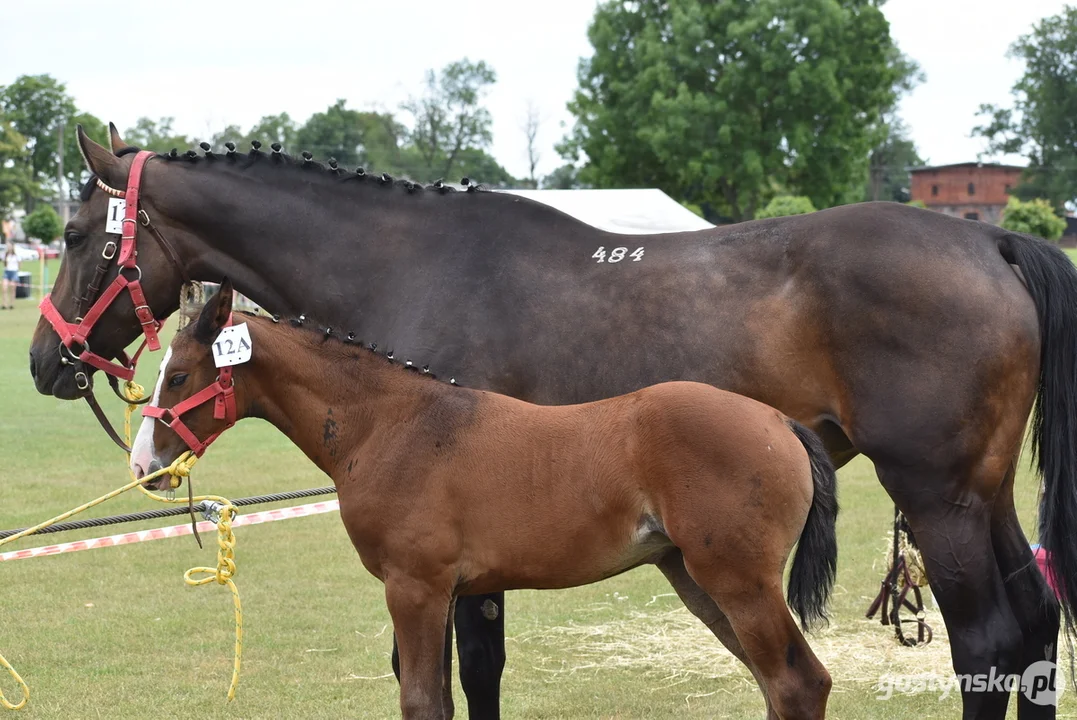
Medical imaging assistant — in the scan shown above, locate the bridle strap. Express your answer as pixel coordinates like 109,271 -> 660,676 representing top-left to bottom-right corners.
83,392 -> 133,453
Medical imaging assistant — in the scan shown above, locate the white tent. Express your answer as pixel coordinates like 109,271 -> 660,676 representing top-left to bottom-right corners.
498,188 -> 715,235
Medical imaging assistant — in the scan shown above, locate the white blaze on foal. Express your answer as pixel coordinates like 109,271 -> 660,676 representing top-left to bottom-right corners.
130,346 -> 172,479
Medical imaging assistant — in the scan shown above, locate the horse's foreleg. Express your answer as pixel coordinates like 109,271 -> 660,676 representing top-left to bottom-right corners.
454,592 -> 506,720
655,550 -> 777,718
385,576 -> 454,720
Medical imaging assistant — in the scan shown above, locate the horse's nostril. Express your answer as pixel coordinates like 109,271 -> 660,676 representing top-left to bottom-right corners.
133,463 -> 146,480
29,352 -> 37,381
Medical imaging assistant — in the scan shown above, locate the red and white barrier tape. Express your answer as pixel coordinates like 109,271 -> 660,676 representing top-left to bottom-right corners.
0,499 -> 339,562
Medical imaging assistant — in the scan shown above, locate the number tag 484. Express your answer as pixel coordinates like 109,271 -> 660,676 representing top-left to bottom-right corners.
593,246 -> 644,263
213,323 -> 253,368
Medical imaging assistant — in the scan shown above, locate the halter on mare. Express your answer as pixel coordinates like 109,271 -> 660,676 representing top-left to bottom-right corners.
38,150 -> 191,452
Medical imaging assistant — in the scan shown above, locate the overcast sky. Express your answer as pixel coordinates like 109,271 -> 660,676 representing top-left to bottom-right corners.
1,0 -> 1069,180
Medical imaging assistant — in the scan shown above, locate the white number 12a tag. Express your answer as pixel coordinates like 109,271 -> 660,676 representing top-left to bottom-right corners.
212,323 -> 253,368
105,198 -> 126,235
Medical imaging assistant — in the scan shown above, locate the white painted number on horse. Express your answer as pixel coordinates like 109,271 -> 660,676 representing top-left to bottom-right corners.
593,246 -> 644,263
105,198 -> 126,235
212,323 -> 253,368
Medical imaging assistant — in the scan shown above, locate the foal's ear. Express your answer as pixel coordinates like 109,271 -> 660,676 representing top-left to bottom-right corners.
108,122 -> 132,155
194,279 -> 235,344
77,125 -> 125,187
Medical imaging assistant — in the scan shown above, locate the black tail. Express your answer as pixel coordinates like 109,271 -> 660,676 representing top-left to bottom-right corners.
1000,232 -> 1077,639
786,420 -> 839,631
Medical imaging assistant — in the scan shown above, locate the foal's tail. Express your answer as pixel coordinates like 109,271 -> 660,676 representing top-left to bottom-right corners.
786,420 -> 839,631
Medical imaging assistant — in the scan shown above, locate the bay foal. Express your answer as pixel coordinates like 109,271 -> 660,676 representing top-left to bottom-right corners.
132,282 -> 839,719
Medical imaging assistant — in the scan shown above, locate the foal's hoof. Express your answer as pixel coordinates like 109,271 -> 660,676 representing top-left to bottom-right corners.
481,599 -> 499,621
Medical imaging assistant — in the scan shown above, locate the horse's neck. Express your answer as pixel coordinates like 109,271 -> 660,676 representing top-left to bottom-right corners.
166,170 -> 422,326
245,322 -> 445,476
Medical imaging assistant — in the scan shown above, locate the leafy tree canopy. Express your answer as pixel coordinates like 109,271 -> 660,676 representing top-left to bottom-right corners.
560,0 -> 917,221
974,6 -> 1077,210
123,116 -> 191,154
401,59 -> 497,180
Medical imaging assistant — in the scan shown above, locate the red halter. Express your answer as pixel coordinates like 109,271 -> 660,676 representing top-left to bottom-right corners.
39,150 -> 164,387
142,314 -> 238,457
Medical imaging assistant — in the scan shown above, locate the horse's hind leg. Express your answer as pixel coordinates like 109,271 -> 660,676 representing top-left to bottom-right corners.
681,554 -> 831,720
991,472 -> 1061,718
656,550 -> 776,718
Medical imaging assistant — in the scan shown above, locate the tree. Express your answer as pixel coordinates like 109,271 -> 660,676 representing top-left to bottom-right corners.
521,101 -> 543,188
0,74 -> 77,209
22,203 -> 62,242
123,117 -> 191,154
999,196 -> 1066,241
0,118 -> 32,212
294,100 -> 404,170
974,7 -> 1077,211
865,118 -> 924,203
754,195 -> 817,219
451,148 -> 516,187
541,163 -> 587,189
247,113 -> 299,149
62,112 -> 107,199
401,59 -> 497,180
560,0 -> 917,221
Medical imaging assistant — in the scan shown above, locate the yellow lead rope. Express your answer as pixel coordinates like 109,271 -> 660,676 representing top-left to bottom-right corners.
1,379 -> 245,709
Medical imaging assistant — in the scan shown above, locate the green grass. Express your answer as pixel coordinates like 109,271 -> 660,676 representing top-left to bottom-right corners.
1,295 -> 1074,719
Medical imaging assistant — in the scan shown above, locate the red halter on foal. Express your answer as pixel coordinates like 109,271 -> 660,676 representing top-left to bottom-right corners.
143,314 -> 238,457
39,150 -> 164,388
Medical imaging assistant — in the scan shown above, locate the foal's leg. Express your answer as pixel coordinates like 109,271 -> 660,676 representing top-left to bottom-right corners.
442,599 -> 456,719
655,550 -> 776,718
454,592 -> 506,720
385,576 -> 454,720
991,471 -> 1061,719
681,552 -> 831,720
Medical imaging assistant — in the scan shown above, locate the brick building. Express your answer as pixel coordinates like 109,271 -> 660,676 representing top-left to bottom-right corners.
909,162 -> 1024,224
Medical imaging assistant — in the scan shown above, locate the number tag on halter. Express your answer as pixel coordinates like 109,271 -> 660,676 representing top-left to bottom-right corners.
212,323 -> 253,368
105,198 -> 126,235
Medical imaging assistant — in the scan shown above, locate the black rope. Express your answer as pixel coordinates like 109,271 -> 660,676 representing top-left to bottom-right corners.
0,486 -> 337,541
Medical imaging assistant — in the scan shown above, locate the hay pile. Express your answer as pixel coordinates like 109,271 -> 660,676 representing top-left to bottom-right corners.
513,591 -> 1073,699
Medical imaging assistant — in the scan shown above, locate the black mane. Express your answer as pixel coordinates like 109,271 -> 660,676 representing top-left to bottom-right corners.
154,140 -> 490,197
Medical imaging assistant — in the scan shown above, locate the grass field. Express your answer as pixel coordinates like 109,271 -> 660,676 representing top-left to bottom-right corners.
1,276 -> 1075,719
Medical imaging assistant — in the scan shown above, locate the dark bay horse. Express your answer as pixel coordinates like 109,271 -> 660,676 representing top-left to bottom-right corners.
27,126 -> 1077,718
132,282 -> 839,719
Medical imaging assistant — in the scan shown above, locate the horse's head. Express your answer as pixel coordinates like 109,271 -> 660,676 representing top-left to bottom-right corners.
131,279 -> 242,490
28,124 -> 188,399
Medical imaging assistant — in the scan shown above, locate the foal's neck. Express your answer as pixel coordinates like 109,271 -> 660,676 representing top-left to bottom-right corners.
243,318 -> 454,478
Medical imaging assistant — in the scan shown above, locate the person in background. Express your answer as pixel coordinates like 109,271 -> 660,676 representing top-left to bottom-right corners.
2,240 -> 18,309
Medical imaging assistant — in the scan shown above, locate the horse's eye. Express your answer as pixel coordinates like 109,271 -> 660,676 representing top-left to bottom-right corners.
168,374 -> 188,388
64,231 -> 84,249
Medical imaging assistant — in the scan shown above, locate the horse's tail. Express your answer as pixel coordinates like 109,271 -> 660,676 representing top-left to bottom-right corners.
999,232 -> 1077,635
785,420 -> 839,631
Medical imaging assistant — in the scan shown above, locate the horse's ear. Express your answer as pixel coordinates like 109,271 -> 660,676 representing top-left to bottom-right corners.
194,279 -> 235,344
108,122 -> 131,155
77,124 -> 123,186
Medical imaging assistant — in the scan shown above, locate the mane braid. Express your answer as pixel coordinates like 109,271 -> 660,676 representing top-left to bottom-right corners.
262,314 -> 454,386
168,139 -> 475,197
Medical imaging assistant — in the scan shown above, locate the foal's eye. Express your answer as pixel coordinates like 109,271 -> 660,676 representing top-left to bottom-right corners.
168,374 -> 188,388
64,231 -> 84,249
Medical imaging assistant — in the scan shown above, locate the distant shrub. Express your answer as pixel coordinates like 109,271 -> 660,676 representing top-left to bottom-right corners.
905,199 -> 927,209
22,204 -> 62,242
754,195 -> 816,220
1000,197 -> 1066,242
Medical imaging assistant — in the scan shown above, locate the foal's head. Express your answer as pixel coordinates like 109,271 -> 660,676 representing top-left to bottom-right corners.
131,278 -> 250,489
